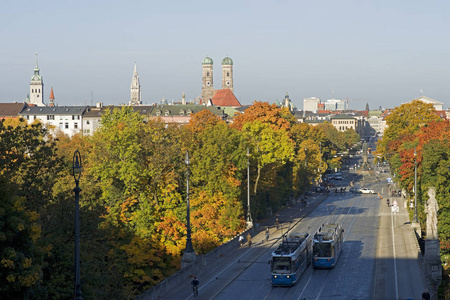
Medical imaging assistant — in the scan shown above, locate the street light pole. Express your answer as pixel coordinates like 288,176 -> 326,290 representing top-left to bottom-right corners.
181,151 -> 196,267
72,150 -> 83,300
246,147 -> 253,229
413,148 -> 419,223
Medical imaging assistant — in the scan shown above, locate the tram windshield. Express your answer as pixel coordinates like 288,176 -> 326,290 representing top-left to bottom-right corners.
313,243 -> 333,257
272,257 -> 291,273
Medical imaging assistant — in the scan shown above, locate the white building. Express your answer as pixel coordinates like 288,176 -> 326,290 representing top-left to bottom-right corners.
303,97 -> 320,112
324,99 -> 345,111
19,106 -> 88,137
411,96 -> 444,111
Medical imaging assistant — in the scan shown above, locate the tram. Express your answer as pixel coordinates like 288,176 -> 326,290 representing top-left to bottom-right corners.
312,223 -> 344,268
269,232 -> 312,286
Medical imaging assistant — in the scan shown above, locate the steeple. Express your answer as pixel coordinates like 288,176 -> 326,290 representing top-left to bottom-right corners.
130,62 -> 142,105
49,87 -> 55,107
34,53 -> 40,75
29,53 -> 45,106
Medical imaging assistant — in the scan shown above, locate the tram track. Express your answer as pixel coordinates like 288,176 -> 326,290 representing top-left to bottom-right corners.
210,194 -> 329,299
295,192 -> 362,300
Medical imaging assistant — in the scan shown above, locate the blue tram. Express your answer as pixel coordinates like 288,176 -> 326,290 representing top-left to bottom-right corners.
269,232 -> 312,286
312,223 -> 344,268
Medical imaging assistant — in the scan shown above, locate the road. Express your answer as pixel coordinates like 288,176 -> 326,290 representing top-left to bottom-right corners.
159,165 -> 425,300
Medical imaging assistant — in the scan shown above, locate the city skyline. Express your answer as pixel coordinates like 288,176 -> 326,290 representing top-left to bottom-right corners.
1,0 -> 449,110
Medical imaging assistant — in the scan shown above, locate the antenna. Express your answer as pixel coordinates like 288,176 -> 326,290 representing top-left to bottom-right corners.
90,92 -> 94,106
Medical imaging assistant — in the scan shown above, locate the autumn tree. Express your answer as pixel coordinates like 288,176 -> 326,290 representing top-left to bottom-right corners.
231,101 -> 295,131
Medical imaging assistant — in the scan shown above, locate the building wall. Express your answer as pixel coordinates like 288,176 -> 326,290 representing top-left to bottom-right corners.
303,97 -> 320,112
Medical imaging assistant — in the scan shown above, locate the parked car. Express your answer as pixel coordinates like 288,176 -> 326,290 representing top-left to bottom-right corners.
359,188 -> 375,194
349,187 -> 360,193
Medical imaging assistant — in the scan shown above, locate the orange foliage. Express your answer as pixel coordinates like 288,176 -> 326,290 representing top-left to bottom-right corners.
231,101 -> 294,131
187,109 -> 225,134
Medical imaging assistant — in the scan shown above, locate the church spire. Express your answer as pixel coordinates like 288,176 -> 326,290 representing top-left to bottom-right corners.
49,87 -> 55,107
130,62 -> 141,105
34,53 -> 40,75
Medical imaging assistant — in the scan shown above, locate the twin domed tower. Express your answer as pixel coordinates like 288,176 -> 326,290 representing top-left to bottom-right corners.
201,56 -> 234,104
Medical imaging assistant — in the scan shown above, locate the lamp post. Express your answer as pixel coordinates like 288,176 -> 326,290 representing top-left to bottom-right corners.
72,150 -> 83,300
413,148 -> 419,223
246,147 -> 253,229
181,151 -> 196,267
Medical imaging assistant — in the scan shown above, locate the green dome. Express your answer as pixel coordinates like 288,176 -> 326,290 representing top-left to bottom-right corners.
202,57 -> 213,65
222,57 -> 233,65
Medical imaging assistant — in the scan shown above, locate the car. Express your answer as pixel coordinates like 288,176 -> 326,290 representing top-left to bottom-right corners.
359,188 -> 375,194
349,187 -> 360,193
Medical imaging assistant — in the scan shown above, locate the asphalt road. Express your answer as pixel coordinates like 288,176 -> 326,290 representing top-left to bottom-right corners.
160,165 -> 425,300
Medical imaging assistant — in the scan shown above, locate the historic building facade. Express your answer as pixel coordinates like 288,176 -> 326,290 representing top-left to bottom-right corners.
130,63 -> 142,105
201,56 -> 234,104
28,54 -> 45,106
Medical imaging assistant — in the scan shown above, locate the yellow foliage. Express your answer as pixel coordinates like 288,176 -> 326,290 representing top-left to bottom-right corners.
23,257 -> 32,269
6,274 -> 16,283
1,258 -> 15,269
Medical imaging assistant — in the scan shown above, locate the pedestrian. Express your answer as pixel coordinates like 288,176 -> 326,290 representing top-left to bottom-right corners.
265,227 -> 270,242
239,235 -> 244,246
191,275 -> 199,297
421,289 -> 430,300
247,233 -> 252,247
275,218 -> 279,230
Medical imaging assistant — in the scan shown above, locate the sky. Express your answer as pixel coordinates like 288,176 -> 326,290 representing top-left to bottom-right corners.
1,0 -> 449,110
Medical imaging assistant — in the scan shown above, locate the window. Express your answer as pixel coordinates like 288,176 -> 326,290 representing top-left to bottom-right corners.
47,115 -> 55,120
59,123 -> 63,130
26,115 -> 29,120
74,123 -> 78,129
86,120 -> 90,125
33,115 -> 36,119
39,89 -> 40,93
65,122 -> 69,129
207,72 -> 210,76
227,72 -> 230,77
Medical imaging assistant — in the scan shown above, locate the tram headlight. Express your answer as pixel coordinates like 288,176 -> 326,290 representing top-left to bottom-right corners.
286,276 -> 290,278
273,275 -> 277,278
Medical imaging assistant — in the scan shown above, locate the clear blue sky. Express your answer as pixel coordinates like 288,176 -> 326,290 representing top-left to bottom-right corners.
1,0 -> 449,110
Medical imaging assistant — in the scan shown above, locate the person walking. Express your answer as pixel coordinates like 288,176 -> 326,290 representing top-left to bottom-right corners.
239,235 -> 244,246
191,275 -> 199,297
265,227 -> 270,243
421,289 -> 430,300
275,218 -> 280,230
247,233 -> 252,247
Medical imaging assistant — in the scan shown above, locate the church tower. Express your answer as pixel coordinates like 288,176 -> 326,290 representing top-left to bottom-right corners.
29,53 -> 45,106
201,57 -> 214,104
130,62 -> 141,105
221,56 -> 233,92
49,87 -> 55,107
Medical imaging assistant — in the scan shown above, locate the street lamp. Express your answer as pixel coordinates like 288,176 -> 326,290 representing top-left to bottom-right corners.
72,150 -> 83,300
181,151 -> 196,267
246,147 -> 253,229
413,148 -> 419,223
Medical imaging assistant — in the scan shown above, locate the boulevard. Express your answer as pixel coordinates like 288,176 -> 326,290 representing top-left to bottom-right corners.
159,158 -> 426,300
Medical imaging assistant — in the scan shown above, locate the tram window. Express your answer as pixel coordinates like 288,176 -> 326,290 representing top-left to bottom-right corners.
313,243 -> 332,257
272,257 -> 291,272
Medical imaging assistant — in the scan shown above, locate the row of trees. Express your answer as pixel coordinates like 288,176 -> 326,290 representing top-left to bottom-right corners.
0,102 -> 359,299
377,100 -> 450,252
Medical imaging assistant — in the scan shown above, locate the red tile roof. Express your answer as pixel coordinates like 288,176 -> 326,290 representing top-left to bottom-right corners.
211,89 -> 241,107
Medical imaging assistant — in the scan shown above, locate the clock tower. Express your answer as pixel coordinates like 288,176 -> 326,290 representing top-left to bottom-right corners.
29,53 -> 45,106
130,62 -> 142,105
201,56 -> 214,104
221,56 -> 233,93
